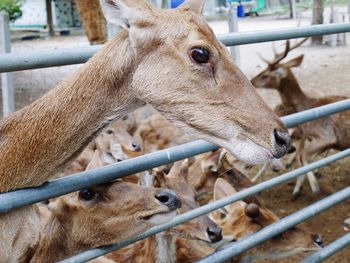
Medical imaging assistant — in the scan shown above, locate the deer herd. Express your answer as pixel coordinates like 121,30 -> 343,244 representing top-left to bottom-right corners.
0,0 -> 348,262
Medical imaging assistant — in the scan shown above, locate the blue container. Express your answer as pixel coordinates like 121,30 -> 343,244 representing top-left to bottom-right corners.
237,4 -> 245,17
171,0 -> 185,8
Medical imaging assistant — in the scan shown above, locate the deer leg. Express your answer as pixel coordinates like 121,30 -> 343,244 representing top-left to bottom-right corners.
286,139 -> 303,168
293,137 -> 335,196
292,139 -> 307,197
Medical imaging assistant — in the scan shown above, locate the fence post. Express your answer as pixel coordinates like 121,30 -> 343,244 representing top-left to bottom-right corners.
227,3 -> 240,66
0,11 -> 15,117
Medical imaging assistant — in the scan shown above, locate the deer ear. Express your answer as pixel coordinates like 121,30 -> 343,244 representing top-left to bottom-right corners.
100,0 -> 155,29
213,178 -> 247,215
285,54 -> 304,68
213,178 -> 237,201
153,168 -> 167,187
86,150 -> 104,170
178,0 -> 205,14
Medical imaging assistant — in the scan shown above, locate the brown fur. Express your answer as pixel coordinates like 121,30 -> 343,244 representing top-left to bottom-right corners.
0,1 -> 288,260
107,160 -> 220,262
211,179 -> 321,262
76,0 -> 107,44
252,51 -> 350,196
134,112 -> 190,153
30,152 -> 180,263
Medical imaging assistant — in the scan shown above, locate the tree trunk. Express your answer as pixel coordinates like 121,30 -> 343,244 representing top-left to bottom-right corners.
311,0 -> 324,45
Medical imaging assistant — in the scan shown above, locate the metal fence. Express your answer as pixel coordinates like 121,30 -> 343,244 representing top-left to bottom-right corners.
0,22 -> 350,263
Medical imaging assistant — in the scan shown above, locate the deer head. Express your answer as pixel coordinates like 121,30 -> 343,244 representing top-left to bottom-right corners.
251,39 -> 307,90
211,178 -> 323,261
154,160 -> 222,244
47,150 -> 182,247
100,0 -> 291,164
96,124 -> 142,162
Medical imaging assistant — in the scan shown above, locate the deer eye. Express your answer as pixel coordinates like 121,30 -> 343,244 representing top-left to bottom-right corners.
190,47 -> 210,64
79,189 -> 96,201
106,129 -> 113,135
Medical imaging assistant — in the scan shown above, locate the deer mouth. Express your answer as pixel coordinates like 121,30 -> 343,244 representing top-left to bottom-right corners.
223,133 -> 273,165
145,210 -> 176,225
141,210 -> 177,225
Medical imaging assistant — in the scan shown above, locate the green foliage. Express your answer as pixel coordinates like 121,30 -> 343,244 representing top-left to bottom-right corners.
0,0 -> 23,22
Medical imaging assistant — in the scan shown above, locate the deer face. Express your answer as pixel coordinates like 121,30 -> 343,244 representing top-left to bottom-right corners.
211,179 -> 322,260
48,150 -> 181,247
100,0 -> 290,165
154,160 -> 222,244
49,181 -> 181,247
251,40 -> 305,90
251,65 -> 288,90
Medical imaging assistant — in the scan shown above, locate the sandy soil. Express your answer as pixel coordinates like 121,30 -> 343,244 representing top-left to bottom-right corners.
0,13 -> 349,262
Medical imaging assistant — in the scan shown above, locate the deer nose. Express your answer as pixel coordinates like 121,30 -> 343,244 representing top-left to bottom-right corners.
131,142 -> 141,151
207,227 -> 222,243
273,129 -> 291,158
155,190 -> 182,210
312,234 -> 324,247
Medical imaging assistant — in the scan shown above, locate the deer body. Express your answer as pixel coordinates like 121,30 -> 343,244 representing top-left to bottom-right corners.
252,44 -> 350,195
76,0 -> 107,45
211,178 -> 322,262
1,1 -> 290,261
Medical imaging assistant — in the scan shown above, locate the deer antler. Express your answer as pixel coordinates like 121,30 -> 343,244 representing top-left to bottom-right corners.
270,38 -> 308,66
258,38 -> 308,67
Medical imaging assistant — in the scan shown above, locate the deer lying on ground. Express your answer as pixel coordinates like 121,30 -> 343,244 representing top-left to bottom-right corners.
0,0 -> 291,261
251,39 -> 350,196
133,112 -> 190,153
107,160 -> 222,262
62,118 -> 142,180
31,150 -> 181,263
211,178 -> 323,262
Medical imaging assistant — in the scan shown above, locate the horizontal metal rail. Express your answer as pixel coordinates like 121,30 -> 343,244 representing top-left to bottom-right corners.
59,149 -> 350,263
197,186 -> 350,263
301,232 -> 350,263
0,99 -> 349,214
0,23 -> 349,72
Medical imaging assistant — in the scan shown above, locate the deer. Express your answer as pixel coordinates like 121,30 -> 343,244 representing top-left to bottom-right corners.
251,39 -> 350,197
62,118 -> 142,179
76,0 -> 108,45
30,150 -> 181,263
107,159 -> 223,262
211,178 -> 323,262
0,0 -> 291,261
133,112 -> 191,153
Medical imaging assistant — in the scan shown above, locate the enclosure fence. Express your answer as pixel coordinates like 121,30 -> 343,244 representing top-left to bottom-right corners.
0,23 -> 350,263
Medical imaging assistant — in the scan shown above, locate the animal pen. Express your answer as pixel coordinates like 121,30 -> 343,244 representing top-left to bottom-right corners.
0,23 -> 350,263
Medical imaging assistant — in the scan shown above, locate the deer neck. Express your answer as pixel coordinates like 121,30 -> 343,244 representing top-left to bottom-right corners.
29,216 -> 89,263
278,72 -> 310,112
155,232 -> 176,263
0,31 -> 144,192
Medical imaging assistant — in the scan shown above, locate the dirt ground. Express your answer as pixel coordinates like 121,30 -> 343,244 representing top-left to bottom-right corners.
1,12 -> 349,262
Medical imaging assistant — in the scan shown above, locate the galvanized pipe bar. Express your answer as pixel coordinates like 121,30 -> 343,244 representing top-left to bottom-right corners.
0,23 -> 349,72
0,46 -> 100,73
219,22 -> 350,46
282,98 -> 350,127
197,187 -> 350,263
0,99 -> 350,213
59,149 -> 350,263
301,232 -> 350,263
